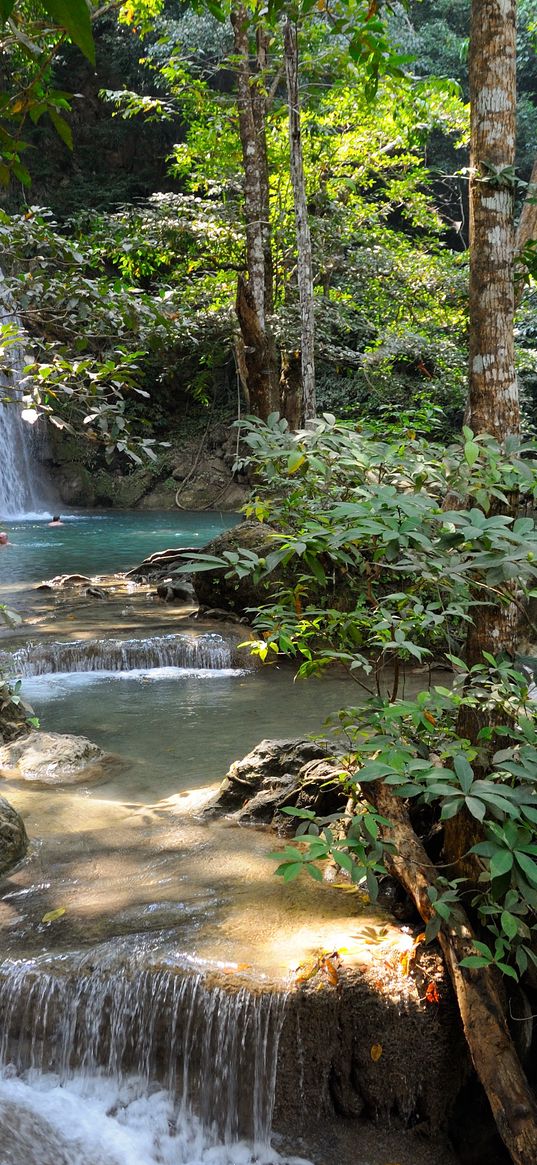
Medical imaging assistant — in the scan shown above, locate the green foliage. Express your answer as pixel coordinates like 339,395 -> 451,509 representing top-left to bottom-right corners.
0,0 -> 98,185
188,415 -> 537,980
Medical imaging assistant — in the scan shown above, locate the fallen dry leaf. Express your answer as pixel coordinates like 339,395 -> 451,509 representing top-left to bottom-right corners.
425,981 -> 440,1004
370,1043 -> 383,1062
41,907 -> 66,924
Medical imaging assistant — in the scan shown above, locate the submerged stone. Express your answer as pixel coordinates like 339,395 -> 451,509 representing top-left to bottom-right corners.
0,731 -> 116,787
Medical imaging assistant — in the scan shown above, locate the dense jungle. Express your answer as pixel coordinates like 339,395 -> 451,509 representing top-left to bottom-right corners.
0,2 -> 536,1165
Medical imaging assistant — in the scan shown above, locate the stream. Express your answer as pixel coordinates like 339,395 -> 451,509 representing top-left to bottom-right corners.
0,511 -> 458,1165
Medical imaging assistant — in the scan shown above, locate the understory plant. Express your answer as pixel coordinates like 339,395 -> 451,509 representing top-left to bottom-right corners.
184,413 -> 537,980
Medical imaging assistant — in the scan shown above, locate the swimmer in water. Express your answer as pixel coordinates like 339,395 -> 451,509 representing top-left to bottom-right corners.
48,515 -> 64,527
0,532 -> 10,545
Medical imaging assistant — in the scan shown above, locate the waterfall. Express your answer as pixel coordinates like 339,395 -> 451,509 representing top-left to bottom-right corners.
0,293 -> 48,519
1,633 -> 248,678
0,947 -> 287,1150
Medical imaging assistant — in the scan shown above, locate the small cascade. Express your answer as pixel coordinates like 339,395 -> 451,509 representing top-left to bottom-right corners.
0,298 -> 48,519
0,948 -> 286,1149
2,633 -> 247,678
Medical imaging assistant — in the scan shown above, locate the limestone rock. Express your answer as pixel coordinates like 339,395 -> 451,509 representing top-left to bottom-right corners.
191,521 -> 282,615
0,731 -> 116,787
156,579 -> 196,604
205,737 -> 345,824
0,794 -> 28,874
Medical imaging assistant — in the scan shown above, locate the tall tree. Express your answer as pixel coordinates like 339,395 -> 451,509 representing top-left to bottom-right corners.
284,14 -> 315,422
231,2 -> 280,421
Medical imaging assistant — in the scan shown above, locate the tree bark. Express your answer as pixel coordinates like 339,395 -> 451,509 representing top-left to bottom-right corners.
364,779 -> 537,1165
467,0 -> 519,441
231,3 -> 279,419
457,0 -> 520,734
235,274 -> 279,421
284,17 -> 316,423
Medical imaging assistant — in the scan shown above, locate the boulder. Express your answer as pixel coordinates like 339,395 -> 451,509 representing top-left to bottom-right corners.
205,737 -> 346,824
125,547 -> 198,582
0,731 -> 117,787
156,579 -> 196,604
191,521 -> 283,615
190,519 -> 358,617
0,794 -> 28,874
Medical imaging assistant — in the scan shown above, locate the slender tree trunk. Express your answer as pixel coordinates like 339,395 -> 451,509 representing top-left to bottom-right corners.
231,3 -> 279,420
457,0 -> 520,741
253,24 -> 274,317
467,0 -> 519,442
284,16 -> 315,423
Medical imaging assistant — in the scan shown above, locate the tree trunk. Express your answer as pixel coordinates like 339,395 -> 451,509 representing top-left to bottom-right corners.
235,275 -> 279,422
231,3 -> 279,419
467,0 -> 519,442
279,348 -> 302,430
364,779 -> 537,1165
458,0 -> 520,728
284,17 -> 315,423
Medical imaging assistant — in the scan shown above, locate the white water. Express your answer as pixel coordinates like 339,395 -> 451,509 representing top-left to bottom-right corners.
0,946 -> 311,1165
0,297 -> 48,520
0,1073 -> 310,1165
2,633 -> 245,678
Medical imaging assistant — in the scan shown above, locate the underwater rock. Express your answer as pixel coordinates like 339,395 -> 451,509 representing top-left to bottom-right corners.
0,731 -> 116,787
0,794 -> 27,874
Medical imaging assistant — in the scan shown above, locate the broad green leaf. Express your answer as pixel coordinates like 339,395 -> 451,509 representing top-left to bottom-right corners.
0,0 -> 15,21
43,0 -> 95,64
490,849 -> 514,879
49,110 -> 73,150
281,861 -> 303,882
515,851 -> 537,886
464,441 -> 479,467
465,795 -> 486,822
500,910 -> 518,940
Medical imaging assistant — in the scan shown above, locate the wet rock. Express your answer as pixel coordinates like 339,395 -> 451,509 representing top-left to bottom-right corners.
156,579 -> 196,604
274,967 -> 468,1142
195,607 -> 250,625
36,574 -> 91,591
0,731 -> 117,787
125,547 -> 198,582
205,737 -> 345,824
0,794 -> 27,874
85,586 -> 108,600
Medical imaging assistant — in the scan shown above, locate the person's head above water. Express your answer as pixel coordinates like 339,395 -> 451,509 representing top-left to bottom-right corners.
0,532 -> 9,545
48,515 -> 64,526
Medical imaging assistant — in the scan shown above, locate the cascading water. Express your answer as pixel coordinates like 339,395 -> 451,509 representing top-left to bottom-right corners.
0,945 -> 298,1165
0,292 -> 49,519
0,633 -> 246,678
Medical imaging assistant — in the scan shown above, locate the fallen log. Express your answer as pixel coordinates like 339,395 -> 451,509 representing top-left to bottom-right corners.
364,779 -> 537,1165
